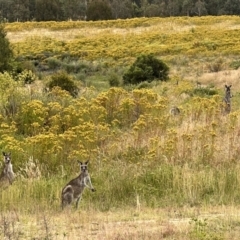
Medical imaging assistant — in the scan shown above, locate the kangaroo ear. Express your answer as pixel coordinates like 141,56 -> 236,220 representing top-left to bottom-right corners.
2,152 -> 6,156
85,160 -> 89,165
78,160 -> 82,165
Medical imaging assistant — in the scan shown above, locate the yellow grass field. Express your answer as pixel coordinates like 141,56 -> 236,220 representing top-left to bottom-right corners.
5,16 -> 240,89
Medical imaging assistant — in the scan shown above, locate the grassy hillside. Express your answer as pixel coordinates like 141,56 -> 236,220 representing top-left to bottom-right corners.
1,16 -> 240,239
6,16 -> 240,90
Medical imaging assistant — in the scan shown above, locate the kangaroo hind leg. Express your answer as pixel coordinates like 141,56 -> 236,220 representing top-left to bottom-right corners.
62,185 -> 74,209
76,195 -> 82,209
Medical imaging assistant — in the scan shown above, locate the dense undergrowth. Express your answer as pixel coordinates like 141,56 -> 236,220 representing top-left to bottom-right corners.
1,76 -> 240,211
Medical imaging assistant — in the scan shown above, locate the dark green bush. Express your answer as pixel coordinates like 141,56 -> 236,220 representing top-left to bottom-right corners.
123,54 -> 169,85
48,71 -> 79,97
0,23 -> 13,72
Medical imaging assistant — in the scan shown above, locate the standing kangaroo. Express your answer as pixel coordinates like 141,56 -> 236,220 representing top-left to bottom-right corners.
0,152 -> 15,187
223,84 -> 232,114
61,161 -> 95,210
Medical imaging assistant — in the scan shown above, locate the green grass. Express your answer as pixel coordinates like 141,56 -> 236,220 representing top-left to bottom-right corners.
2,162 -> 240,213
2,162 -> 240,239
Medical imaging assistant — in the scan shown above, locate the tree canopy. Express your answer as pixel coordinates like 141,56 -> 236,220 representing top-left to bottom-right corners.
0,0 -> 239,22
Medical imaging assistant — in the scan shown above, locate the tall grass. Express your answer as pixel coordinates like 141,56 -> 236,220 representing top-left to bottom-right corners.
2,161 -> 240,213
1,76 -> 240,213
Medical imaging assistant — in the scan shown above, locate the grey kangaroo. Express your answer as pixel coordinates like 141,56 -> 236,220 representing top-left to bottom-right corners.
223,84 -> 232,114
61,161 -> 95,209
170,106 -> 180,116
0,152 -> 15,187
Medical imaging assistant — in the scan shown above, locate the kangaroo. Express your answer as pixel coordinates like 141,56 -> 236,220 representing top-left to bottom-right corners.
223,84 -> 232,114
0,152 -> 15,187
61,161 -> 95,210
170,106 -> 180,116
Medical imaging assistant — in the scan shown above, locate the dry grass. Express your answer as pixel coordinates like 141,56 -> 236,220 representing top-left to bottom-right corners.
6,24 -> 194,43
7,28 -> 100,43
1,206 -> 240,239
6,17 -> 240,43
194,68 -> 240,89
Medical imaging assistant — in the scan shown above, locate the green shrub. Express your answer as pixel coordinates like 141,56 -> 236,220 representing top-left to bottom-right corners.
16,69 -> 37,84
63,61 -> 81,73
48,71 -> 79,97
230,60 -> 240,70
0,23 -> 13,72
47,57 -> 62,70
123,54 -> 169,85
108,72 -> 120,87
192,87 -> 218,97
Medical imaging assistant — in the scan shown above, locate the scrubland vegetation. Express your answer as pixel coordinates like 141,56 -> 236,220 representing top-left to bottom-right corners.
1,16 -> 240,239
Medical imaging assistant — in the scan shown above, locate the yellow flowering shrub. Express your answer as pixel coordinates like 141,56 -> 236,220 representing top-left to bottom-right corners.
0,72 -> 18,106
16,100 -> 48,135
94,87 -> 127,123
7,16 -> 240,66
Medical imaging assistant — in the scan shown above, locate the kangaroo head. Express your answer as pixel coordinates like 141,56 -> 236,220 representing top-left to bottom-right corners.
78,160 -> 89,173
225,85 -> 232,94
2,152 -> 11,165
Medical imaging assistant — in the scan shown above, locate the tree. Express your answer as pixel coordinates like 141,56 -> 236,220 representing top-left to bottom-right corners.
61,0 -> 86,20
123,54 -> 169,85
35,0 -> 64,21
205,0 -> 224,15
224,0 -> 240,15
145,2 -> 166,17
193,0 -> 207,16
182,0 -> 194,16
131,2 -> 143,17
12,0 -> 31,21
166,0 -> 181,16
0,0 -> 14,21
148,0 -> 168,17
0,23 -> 13,72
86,0 -> 113,21
111,0 -> 132,19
